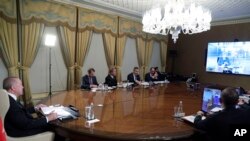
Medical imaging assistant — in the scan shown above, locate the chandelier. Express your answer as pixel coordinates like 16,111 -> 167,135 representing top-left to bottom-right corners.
142,0 -> 212,43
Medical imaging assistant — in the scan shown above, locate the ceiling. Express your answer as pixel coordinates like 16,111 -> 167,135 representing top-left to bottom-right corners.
54,0 -> 250,25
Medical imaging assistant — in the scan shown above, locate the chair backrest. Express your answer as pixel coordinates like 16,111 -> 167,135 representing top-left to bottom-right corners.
0,89 -> 10,126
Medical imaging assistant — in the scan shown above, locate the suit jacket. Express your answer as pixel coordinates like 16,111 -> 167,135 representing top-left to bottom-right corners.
104,75 -> 117,87
144,73 -> 159,82
194,106 -> 250,141
4,96 -> 48,137
156,71 -> 164,81
81,75 -> 98,89
127,73 -> 141,84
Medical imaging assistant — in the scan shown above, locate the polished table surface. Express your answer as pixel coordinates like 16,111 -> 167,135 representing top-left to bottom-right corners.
41,82 -> 203,140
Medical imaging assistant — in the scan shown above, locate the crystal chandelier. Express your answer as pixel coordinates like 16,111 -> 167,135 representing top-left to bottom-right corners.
142,0 -> 212,43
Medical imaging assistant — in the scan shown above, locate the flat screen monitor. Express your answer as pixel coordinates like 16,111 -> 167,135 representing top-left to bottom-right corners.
202,88 -> 222,113
206,41 -> 250,75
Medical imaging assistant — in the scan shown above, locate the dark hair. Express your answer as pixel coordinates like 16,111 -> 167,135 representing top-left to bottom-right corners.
133,67 -> 139,71
88,68 -> 95,74
150,67 -> 155,71
3,77 -> 19,91
221,87 -> 239,107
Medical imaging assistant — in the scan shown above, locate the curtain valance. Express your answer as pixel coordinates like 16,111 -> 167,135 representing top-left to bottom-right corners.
119,17 -> 147,39
0,0 -> 16,23
20,0 -> 76,29
78,8 -> 118,35
147,33 -> 168,43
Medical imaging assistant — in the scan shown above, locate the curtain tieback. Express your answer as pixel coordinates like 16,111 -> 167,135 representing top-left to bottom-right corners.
115,66 -> 121,70
75,63 -> 82,70
68,66 -> 75,70
68,63 -> 82,70
140,66 -> 146,69
17,63 -> 29,70
8,66 -> 18,71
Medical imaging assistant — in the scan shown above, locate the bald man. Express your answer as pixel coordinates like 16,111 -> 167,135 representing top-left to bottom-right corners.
3,77 -> 57,137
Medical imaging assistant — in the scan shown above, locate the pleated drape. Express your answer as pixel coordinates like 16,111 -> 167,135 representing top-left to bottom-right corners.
102,32 -> 116,68
160,41 -> 168,72
116,36 -> 127,81
136,37 -> 146,80
145,40 -> 153,73
75,30 -> 93,87
57,26 -> 76,90
0,17 -> 19,77
21,22 -> 44,105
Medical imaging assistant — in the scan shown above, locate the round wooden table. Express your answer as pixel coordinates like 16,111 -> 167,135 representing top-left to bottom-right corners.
41,82 -> 203,141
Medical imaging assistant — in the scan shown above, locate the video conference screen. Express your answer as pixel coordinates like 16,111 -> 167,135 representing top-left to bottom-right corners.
206,41 -> 250,75
202,88 -> 221,112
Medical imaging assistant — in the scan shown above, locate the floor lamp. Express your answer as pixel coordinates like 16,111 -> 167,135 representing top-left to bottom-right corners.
45,34 -> 56,98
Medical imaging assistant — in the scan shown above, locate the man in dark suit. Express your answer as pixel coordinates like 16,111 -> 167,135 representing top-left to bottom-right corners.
127,67 -> 141,85
194,87 -> 250,141
145,67 -> 159,82
3,77 -> 57,137
81,68 -> 98,89
104,67 -> 117,87
155,67 -> 164,81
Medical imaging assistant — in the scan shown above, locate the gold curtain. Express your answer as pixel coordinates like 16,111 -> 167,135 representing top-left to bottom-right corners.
145,40 -> 153,73
160,41 -> 168,72
116,36 -> 127,81
75,30 -> 93,87
136,37 -> 146,80
0,17 -> 19,77
57,26 -> 76,90
102,32 -> 116,68
21,22 -> 44,105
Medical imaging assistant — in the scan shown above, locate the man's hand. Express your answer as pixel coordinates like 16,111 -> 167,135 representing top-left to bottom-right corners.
197,111 -> 204,116
47,112 -> 58,122
35,104 -> 47,110
135,80 -> 141,85
90,85 -> 98,88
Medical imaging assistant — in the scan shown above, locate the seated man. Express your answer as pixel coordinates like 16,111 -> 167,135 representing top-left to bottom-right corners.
104,67 -> 117,87
194,87 -> 250,141
127,67 -> 141,85
145,67 -> 159,82
155,67 -> 164,81
3,77 -> 57,137
81,68 -> 98,89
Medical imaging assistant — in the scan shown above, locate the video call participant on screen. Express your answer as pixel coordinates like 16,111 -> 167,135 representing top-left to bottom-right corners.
3,77 -> 57,137
194,87 -> 250,141
127,67 -> 141,85
105,67 -> 117,87
81,68 -> 99,89
145,67 -> 159,82
217,56 -> 231,67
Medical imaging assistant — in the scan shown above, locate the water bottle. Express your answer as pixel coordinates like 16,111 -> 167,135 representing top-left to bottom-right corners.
90,102 -> 95,119
178,101 -> 183,115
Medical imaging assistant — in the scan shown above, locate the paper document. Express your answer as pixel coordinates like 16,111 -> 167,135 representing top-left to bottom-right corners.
182,115 -> 206,123
86,119 -> 100,124
210,107 -> 223,112
141,82 -> 149,86
41,106 -> 72,118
